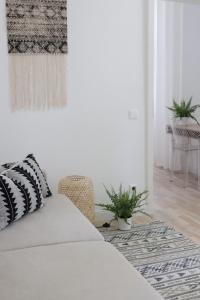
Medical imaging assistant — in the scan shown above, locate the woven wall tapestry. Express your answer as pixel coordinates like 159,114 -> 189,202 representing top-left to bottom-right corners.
6,0 -> 68,111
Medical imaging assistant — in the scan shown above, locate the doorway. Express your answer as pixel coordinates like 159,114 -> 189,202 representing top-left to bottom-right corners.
148,0 -> 200,242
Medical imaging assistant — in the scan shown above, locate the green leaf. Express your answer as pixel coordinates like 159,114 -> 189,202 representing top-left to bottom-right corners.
186,97 -> 192,110
190,115 -> 200,125
97,185 -> 149,220
167,97 -> 200,124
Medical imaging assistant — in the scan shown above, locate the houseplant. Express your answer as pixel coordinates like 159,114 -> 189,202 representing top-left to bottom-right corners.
97,185 -> 150,231
167,97 -> 200,125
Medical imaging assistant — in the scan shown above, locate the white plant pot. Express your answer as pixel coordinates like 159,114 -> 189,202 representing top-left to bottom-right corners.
118,217 -> 132,231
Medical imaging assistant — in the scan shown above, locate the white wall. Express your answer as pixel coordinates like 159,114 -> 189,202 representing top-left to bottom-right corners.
0,0 -> 148,203
161,1 -> 200,109
181,4 -> 200,107
180,3 -> 200,174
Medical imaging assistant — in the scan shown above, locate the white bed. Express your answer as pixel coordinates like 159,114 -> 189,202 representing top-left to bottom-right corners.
0,194 -> 103,252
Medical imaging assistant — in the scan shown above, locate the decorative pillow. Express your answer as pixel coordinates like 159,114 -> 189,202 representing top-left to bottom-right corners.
0,175 -> 25,230
0,163 -> 17,173
0,166 -> 6,173
25,154 -> 52,198
4,161 -> 44,214
1,154 -> 52,198
0,166 -> 43,230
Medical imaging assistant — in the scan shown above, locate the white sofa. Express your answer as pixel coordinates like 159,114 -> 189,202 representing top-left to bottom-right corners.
0,194 -> 163,300
0,194 -> 103,252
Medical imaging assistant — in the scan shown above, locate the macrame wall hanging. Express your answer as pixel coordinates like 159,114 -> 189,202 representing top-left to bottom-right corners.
6,0 -> 68,111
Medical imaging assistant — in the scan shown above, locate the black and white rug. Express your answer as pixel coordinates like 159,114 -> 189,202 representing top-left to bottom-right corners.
100,221 -> 200,300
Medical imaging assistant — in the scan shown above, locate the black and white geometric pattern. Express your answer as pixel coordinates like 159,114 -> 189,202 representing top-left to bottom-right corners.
0,174 -> 26,230
167,124 -> 200,139
6,0 -> 67,54
0,161 -> 44,231
0,166 -> 6,173
0,154 -> 52,198
4,161 -> 44,214
0,162 -> 16,173
100,221 -> 200,300
25,154 -> 52,198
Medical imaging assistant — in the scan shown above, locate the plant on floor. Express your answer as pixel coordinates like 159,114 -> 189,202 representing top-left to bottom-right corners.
167,97 -> 200,124
97,185 -> 150,230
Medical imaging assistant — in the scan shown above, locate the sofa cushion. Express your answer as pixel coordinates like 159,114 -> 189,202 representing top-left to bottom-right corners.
0,241 -> 163,300
0,194 -> 103,251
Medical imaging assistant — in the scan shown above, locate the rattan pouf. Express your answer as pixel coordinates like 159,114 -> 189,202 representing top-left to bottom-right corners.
58,175 -> 95,224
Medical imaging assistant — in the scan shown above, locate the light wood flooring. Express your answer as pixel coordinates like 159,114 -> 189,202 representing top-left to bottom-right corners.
151,167 -> 200,244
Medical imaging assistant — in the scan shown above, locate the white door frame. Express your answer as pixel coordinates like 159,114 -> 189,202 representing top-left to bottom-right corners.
146,0 -> 200,206
146,0 -> 157,207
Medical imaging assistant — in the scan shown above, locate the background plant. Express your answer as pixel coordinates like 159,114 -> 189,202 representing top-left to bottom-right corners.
97,185 -> 150,222
167,97 -> 200,124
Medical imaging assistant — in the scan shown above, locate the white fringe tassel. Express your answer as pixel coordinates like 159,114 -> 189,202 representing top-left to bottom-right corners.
9,55 -> 67,111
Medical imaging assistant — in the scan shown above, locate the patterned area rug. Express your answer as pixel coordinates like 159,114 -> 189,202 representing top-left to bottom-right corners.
100,221 -> 200,300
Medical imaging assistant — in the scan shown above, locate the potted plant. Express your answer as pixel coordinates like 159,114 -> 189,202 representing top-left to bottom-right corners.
97,185 -> 150,231
167,97 -> 200,125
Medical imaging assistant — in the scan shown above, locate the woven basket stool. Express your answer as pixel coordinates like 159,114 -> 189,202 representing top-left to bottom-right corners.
58,175 -> 95,224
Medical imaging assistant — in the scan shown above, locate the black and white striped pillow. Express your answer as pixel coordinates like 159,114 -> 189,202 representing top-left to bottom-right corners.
25,154 -> 52,198
0,154 -> 52,198
0,175 -> 26,230
0,166 -> 6,173
4,161 -> 44,214
0,163 -> 16,173
0,164 -> 44,230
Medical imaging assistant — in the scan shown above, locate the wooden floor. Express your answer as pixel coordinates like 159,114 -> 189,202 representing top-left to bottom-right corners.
151,167 -> 200,244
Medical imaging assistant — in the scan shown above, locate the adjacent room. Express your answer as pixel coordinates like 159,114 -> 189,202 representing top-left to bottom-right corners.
0,1 -> 200,300
154,0 -> 200,243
